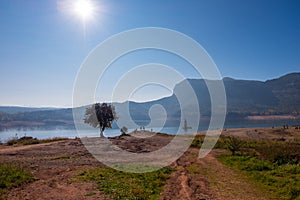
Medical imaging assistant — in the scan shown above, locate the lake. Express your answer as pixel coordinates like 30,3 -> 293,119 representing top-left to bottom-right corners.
0,126 -> 182,142
0,121 -> 297,142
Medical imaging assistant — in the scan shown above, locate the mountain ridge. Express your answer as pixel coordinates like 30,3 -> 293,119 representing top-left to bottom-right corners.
1,72 -> 300,130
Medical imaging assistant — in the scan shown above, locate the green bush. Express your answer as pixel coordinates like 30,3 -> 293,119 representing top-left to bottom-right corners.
222,136 -> 245,155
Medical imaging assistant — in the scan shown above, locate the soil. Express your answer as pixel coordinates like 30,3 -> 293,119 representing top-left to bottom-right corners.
0,127 -> 299,199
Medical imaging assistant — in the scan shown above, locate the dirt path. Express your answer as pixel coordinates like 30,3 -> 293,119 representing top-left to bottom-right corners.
198,149 -> 269,200
161,148 -> 269,200
161,148 -> 213,200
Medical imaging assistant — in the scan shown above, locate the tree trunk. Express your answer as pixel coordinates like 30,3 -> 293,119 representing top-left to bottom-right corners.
100,127 -> 104,138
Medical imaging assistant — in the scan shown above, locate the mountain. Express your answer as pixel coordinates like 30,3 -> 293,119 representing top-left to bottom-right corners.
265,73 -> 300,113
0,72 -> 300,130
107,72 -> 300,127
183,73 -> 300,114
138,72 -> 300,116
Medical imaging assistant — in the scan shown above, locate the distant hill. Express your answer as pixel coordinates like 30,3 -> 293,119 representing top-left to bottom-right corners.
0,72 -> 299,130
265,73 -> 300,113
0,108 -> 74,130
0,106 -> 59,114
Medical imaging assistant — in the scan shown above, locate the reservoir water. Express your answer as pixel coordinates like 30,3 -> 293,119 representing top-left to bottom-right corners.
0,121 -> 298,142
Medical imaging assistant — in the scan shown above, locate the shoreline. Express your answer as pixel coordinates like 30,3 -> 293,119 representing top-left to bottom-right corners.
1,126 -> 299,146
1,123 -> 300,142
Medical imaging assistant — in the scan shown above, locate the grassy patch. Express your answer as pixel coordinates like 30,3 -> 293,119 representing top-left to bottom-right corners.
50,155 -> 72,160
217,138 -> 300,199
255,142 -> 300,165
6,136 -> 68,146
218,154 -> 300,200
111,163 -> 163,173
0,164 -> 34,196
75,166 -> 174,200
85,192 -> 96,197
191,135 -> 265,150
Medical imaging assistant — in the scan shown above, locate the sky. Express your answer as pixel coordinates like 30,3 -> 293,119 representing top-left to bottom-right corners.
0,0 -> 299,107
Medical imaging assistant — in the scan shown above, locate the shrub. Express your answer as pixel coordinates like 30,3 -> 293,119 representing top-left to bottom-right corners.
223,136 -> 245,155
120,126 -> 128,135
191,135 -> 204,148
18,136 -> 39,145
6,138 -> 18,146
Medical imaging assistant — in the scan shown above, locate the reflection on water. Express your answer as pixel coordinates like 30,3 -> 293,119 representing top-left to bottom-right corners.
0,127 -> 181,142
0,120 -> 299,143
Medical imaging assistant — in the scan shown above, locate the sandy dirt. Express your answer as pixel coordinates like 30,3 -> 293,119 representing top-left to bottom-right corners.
0,127 -> 299,199
0,139 -> 105,200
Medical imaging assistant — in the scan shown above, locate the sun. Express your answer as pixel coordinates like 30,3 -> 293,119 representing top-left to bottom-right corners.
57,0 -> 105,28
72,0 -> 95,21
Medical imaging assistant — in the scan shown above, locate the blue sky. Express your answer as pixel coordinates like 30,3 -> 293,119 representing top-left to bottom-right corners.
0,0 -> 299,107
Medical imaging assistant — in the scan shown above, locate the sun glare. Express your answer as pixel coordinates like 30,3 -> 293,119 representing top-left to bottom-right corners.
57,0 -> 104,24
72,0 -> 95,21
